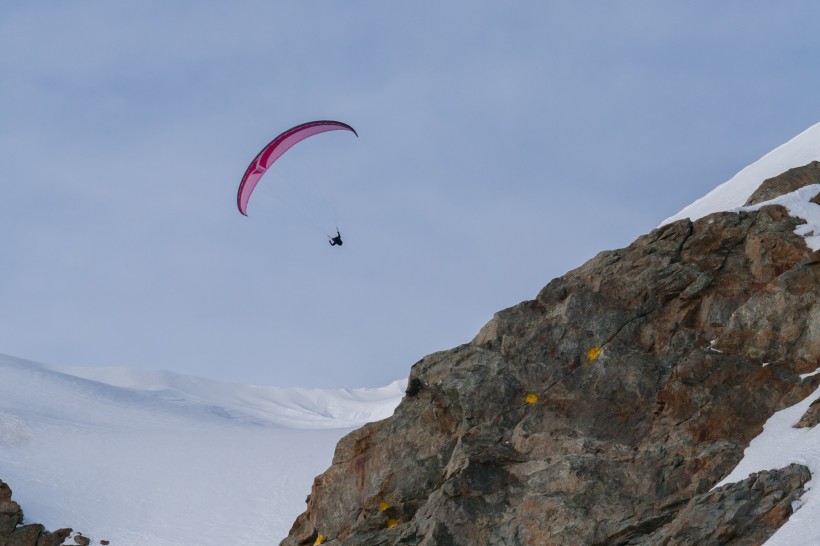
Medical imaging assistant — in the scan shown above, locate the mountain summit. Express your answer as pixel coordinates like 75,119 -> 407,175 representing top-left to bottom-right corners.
282,125 -> 820,545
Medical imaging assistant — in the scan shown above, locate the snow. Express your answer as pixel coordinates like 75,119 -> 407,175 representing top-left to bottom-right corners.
0,353 -> 405,545
741,184 -> 820,251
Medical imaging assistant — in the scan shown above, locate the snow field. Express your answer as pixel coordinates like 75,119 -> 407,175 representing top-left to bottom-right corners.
0,354 -> 404,544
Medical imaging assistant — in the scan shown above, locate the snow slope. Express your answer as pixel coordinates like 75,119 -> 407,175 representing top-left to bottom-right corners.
0,353 -> 405,545
662,122 -> 820,251
663,122 -> 820,545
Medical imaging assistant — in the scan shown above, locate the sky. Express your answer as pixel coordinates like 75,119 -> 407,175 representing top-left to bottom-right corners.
3,2 -> 820,388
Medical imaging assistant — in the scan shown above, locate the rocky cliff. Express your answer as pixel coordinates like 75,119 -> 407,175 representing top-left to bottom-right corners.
282,162 -> 820,545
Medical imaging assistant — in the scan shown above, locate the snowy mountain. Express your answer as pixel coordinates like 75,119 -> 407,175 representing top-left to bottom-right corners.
0,353 -> 404,545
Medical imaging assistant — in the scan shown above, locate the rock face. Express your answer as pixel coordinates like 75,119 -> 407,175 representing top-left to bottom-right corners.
282,164 -> 820,545
0,480 -> 71,546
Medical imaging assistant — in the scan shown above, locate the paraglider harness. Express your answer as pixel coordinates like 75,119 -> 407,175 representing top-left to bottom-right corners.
328,229 -> 343,247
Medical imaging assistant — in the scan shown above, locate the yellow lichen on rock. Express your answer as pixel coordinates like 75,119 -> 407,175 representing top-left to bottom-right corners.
525,393 -> 539,404
379,501 -> 389,511
314,535 -> 325,545
387,518 -> 399,528
587,347 -> 602,362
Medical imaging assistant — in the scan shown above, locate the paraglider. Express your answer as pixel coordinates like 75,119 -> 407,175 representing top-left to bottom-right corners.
236,120 -> 358,216
328,229 -> 343,247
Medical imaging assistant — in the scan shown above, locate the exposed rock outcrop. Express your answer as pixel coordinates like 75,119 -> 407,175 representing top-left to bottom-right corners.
0,480 -> 71,546
283,165 -> 820,545
630,463 -> 811,546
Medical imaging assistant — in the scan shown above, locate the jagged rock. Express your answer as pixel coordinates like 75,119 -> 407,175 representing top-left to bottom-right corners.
282,175 -> 819,544
744,161 -> 820,205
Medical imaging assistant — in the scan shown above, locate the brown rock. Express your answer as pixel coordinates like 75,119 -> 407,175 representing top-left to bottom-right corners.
0,481 -> 12,501
795,395 -> 820,428
0,498 -> 24,538
6,524 -> 44,546
37,528 -> 72,546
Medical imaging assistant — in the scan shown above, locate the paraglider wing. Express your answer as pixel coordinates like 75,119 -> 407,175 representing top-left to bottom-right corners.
237,120 -> 358,216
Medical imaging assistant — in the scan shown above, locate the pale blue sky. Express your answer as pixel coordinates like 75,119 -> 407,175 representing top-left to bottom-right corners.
1,2 -> 819,387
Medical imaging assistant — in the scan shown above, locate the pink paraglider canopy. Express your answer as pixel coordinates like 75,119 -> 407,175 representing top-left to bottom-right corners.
237,120 -> 357,216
